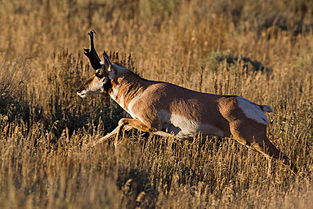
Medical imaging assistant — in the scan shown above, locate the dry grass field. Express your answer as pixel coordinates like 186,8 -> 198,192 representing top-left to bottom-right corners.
0,0 -> 313,208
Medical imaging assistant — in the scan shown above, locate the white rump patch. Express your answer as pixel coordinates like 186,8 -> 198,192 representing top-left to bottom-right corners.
236,97 -> 269,125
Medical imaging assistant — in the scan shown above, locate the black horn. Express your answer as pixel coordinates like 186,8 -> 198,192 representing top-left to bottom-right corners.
83,31 -> 102,70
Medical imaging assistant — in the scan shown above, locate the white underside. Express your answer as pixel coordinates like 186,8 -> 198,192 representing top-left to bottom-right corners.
115,92 -> 225,138
236,96 -> 268,125
157,109 -> 225,139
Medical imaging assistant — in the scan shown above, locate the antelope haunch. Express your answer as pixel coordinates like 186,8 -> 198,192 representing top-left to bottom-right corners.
77,31 -> 298,173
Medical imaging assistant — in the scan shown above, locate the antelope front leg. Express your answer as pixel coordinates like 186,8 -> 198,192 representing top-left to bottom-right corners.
94,124 -> 124,146
91,118 -> 151,148
116,119 -> 175,139
90,118 -> 131,147
90,118 -> 175,149
112,118 -> 153,147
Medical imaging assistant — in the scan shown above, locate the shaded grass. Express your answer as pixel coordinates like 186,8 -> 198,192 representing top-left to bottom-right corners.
0,0 -> 313,208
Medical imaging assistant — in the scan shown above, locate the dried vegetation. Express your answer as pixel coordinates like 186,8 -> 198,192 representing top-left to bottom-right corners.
0,0 -> 312,208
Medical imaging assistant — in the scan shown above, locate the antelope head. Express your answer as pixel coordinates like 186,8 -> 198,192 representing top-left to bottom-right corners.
77,31 -> 115,98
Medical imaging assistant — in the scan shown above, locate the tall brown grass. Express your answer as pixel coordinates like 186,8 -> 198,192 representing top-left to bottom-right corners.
0,0 -> 312,208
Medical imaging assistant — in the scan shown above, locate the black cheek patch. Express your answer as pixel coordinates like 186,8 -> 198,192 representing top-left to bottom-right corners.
102,81 -> 112,93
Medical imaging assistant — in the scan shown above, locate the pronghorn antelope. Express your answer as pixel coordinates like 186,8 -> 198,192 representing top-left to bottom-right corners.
77,31 -> 298,173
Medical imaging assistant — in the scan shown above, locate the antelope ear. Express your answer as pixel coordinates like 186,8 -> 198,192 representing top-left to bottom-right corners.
103,51 -> 116,79
103,51 -> 113,71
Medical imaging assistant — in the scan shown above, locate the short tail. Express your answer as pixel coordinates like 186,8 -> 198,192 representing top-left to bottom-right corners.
260,105 -> 273,113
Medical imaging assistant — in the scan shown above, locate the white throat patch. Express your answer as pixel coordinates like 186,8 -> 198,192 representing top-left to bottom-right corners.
126,92 -> 143,119
110,84 -> 120,101
236,97 -> 268,125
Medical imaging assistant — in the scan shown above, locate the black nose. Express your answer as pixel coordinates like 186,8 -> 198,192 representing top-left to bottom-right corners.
77,86 -> 84,92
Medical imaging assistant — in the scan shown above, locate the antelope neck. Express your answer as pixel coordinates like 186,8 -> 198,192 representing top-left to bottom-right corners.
110,72 -> 150,111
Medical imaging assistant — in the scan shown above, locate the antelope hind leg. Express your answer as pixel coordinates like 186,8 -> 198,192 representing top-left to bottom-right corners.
230,121 -> 298,174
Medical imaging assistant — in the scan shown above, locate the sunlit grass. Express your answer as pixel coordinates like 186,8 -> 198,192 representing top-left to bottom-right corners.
0,0 -> 312,208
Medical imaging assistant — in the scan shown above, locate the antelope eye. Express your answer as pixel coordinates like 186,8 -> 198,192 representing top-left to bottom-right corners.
95,71 -> 104,78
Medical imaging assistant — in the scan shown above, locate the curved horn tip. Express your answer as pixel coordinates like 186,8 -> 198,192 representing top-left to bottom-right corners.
88,30 -> 96,37
88,32 -> 93,38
